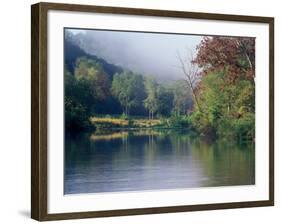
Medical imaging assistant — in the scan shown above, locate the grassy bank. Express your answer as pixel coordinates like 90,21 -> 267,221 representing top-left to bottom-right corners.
89,114 -> 194,131
90,116 -> 162,129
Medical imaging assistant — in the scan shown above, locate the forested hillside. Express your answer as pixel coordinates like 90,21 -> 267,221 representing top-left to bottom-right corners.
64,32 -> 193,131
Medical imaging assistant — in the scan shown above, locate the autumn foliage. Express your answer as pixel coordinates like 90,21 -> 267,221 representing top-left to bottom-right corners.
190,36 -> 255,140
194,36 -> 255,83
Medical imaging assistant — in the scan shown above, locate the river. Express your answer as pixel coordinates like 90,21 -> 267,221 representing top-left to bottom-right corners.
64,129 -> 255,194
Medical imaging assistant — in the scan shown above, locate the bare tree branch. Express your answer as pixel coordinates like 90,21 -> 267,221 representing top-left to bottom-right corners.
177,49 -> 202,113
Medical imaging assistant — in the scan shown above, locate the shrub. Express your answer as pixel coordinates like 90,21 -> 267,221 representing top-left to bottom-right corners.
233,113 -> 255,137
190,111 -> 213,135
168,113 -> 191,128
216,113 -> 254,141
65,97 -> 91,131
120,113 -> 128,120
216,115 -> 236,139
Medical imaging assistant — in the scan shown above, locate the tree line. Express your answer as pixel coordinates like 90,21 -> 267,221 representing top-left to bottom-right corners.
65,57 -> 193,131
65,35 -> 255,142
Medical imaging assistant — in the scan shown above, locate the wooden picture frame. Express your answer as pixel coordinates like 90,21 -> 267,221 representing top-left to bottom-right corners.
31,2 -> 274,221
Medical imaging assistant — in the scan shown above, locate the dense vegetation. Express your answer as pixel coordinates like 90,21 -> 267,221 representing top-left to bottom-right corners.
65,33 -> 255,142
191,37 -> 255,141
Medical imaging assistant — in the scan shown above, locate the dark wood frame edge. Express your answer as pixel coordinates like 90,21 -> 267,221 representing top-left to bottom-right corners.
31,3 -> 48,221
31,2 -> 274,221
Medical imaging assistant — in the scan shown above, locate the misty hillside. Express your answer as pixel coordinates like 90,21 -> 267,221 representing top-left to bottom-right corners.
65,29 -> 204,81
64,35 -> 123,80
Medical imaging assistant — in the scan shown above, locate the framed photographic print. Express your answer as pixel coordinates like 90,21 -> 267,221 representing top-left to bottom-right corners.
31,2 -> 274,221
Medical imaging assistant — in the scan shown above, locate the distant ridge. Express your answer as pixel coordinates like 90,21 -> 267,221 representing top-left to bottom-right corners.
64,35 -> 123,79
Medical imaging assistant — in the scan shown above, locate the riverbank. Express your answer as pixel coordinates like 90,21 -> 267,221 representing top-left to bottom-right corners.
90,116 -> 161,129
90,115 -> 192,130
76,115 -> 254,144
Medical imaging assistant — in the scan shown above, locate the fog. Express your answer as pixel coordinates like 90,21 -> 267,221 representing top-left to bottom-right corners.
68,28 -> 203,81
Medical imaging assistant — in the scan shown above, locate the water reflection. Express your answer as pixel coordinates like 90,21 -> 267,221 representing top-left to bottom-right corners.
64,130 -> 255,194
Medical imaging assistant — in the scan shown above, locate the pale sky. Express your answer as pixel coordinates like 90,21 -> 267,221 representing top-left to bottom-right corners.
67,28 -> 203,81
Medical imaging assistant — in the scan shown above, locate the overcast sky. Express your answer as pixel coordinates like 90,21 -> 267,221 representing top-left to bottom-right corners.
68,28 -> 203,81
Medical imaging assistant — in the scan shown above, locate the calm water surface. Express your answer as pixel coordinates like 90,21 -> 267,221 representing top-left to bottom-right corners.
64,130 -> 255,194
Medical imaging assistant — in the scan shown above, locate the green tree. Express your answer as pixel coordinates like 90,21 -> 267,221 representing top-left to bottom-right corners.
64,69 -> 92,131
191,69 -> 255,139
75,57 -> 110,101
111,71 -> 146,116
143,77 -> 158,119
156,86 -> 174,117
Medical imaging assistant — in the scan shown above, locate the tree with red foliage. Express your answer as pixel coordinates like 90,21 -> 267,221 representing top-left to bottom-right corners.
193,36 -> 255,84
